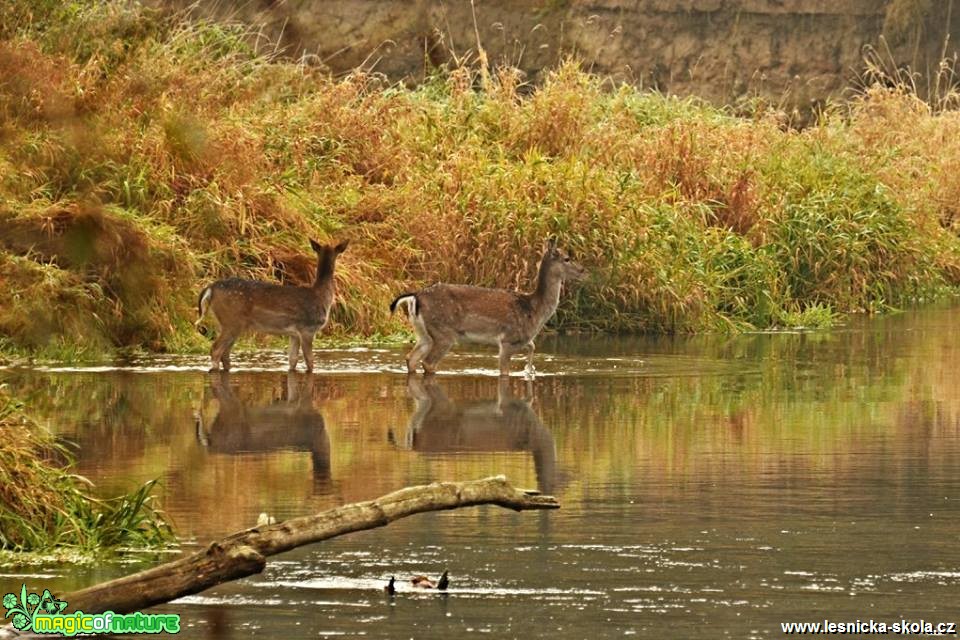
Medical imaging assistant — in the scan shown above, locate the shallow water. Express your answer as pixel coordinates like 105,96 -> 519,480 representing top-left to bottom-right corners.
2,308 -> 959,638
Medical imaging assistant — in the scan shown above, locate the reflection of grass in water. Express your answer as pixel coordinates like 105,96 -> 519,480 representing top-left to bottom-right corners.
544,324 -> 959,484
0,387 -> 174,555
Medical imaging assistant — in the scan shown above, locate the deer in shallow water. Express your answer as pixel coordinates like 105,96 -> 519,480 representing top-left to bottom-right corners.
390,238 -> 585,376
195,239 -> 348,372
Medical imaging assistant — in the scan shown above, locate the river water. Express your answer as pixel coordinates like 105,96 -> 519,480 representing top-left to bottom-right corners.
1,308 -> 958,638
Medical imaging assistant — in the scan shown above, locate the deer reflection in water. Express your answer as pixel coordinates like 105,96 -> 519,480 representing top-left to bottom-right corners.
395,377 -> 558,493
195,372 -> 330,486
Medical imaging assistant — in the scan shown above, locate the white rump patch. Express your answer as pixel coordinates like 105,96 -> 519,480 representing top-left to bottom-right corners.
395,295 -> 417,316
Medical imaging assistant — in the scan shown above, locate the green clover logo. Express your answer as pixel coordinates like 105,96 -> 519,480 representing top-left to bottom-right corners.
3,585 -> 34,632
2,584 -> 68,632
11,613 -> 29,630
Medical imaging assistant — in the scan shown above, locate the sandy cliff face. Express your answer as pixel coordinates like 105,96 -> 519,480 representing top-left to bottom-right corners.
154,0 -> 960,107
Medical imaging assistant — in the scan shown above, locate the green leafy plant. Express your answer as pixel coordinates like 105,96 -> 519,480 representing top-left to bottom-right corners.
0,387 -> 175,554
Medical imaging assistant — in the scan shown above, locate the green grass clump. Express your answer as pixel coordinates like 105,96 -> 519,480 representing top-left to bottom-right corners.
0,386 -> 174,553
1,0 -> 959,357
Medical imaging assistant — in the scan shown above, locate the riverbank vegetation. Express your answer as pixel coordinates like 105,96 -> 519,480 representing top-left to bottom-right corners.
0,386 -> 173,558
2,0 -> 959,358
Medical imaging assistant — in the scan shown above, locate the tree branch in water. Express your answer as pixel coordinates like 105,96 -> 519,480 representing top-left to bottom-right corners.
63,476 -> 559,615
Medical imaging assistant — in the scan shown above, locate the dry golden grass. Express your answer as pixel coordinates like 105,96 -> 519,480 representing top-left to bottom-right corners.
1,1 -> 959,357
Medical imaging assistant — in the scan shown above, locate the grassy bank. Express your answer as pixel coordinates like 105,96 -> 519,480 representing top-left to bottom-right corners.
0,386 -> 173,556
1,1 -> 959,358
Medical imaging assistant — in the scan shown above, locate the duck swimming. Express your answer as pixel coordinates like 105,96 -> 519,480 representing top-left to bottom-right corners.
411,570 -> 449,591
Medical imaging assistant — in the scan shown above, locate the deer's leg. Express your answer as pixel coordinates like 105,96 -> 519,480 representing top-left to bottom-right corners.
421,334 -> 455,375
406,320 -> 433,374
220,339 -> 236,371
406,341 -> 432,374
300,332 -> 315,373
497,341 -> 516,377
524,341 -> 536,376
211,330 -> 238,372
208,339 -> 221,372
288,335 -> 301,371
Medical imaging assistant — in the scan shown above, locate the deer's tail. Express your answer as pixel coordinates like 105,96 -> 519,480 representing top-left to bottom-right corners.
389,293 -> 417,317
195,285 -> 213,337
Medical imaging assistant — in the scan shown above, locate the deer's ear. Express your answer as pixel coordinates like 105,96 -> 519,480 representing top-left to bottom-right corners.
545,236 -> 558,254
310,239 -> 323,253
334,239 -> 350,254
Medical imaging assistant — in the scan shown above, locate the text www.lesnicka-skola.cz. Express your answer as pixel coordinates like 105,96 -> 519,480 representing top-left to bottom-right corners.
781,620 -> 957,635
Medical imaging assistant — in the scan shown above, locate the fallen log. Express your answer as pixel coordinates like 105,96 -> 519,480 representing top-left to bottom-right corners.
64,476 -> 558,615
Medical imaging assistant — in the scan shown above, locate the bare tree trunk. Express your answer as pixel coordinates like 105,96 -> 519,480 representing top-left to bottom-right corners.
63,476 -> 558,615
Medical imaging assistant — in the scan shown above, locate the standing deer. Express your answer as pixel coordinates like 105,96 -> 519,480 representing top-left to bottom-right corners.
390,238 -> 585,376
195,239 -> 348,372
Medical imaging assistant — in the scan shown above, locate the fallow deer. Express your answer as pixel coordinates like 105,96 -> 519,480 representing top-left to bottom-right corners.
390,238 -> 584,376
195,239 -> 348,372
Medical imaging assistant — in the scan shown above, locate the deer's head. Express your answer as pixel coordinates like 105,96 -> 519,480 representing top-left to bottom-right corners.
310,238 -> 349,257
311,238 -> 349,286
542,237 -> 586,282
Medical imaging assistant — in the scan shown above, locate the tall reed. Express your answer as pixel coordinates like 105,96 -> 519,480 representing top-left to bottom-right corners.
1,0 -> 959,357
